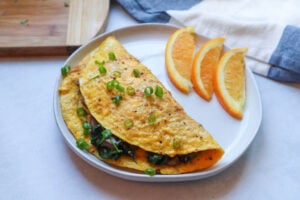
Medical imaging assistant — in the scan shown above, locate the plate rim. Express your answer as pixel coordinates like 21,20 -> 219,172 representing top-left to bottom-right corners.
54,23 -> 262,182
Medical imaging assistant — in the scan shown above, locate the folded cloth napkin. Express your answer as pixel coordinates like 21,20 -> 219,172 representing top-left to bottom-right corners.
116,0 -> 300,82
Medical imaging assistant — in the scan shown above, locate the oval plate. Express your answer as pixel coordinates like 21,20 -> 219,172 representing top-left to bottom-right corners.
54,24 -> 262,182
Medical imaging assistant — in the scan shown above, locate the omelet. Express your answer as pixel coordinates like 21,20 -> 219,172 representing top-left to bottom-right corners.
58,45 -> 148,172
59,36 -> 224,175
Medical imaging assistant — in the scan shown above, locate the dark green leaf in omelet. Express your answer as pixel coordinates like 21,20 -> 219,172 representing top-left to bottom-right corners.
99,147 -> 121,160
118,141 -> 136,161
147,153 -> 170,165
100,129 -> 112,144
91,124 -> 105,146
112,95 -> 123,105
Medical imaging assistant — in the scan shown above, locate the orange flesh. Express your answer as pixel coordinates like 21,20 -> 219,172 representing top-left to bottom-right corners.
224,53 -> 245,102
172,31 -> 195,80
200,47 -> 222,97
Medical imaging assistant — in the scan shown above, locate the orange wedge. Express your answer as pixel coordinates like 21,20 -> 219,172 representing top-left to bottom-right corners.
165,27 -> 196,93
191,38 -> 225,101
214,48 -> 248,119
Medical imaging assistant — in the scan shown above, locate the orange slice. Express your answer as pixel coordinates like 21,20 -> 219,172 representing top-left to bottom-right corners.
214,48 -> 248,119
191,38 -> 225,101
165,27 -> 196,93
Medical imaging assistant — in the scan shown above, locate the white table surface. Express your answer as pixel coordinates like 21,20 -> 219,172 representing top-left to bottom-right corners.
1,2 -> 299,200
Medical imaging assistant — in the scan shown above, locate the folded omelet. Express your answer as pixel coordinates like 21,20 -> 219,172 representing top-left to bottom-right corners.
59,36 -> 224,175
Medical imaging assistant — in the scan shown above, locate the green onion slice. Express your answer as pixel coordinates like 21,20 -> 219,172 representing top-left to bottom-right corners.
76,107 -> 87,117
106,80 -> 119,91
112,79 -> 120,87
76,138 -> 89,150
95,60 -> 105,66
133,69 -> 141,77
113,71 -> 121,78
148,113 -> 157,125
108,52 -> 116,60
106,81 -> 114,90
124,119 -> 134,129
144,168 -> 156,176
126,86 -> 135,95
115,84 -> 125,93
155,85 -> 163,98
144,86 -> 153,97
61,65 -> 71,77
172,137 -> 182,149
99,66 -> 107,75
82,121 -> 92,135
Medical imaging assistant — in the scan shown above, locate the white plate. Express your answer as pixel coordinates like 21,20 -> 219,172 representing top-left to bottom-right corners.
54,24 -> 262,182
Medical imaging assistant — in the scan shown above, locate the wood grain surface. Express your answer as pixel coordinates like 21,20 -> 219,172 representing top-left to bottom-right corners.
0,0 -> 109,56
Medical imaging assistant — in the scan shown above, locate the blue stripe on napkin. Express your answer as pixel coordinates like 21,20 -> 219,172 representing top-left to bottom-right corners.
116,0 -> 202,23
268,66 -> 300,82
268,25 -> 300,82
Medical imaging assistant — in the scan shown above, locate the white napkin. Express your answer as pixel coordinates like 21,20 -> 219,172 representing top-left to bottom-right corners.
167,0 -> 300,82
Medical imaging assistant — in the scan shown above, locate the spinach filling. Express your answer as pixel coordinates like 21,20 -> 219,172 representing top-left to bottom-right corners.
91,124 -> 136,161
147,152 -> 197,166
90,123 -> 196,165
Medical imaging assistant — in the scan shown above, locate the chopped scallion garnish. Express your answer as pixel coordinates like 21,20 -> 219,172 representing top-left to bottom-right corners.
144,86 -> 153,97
155,85 -> 163,98
133,69 -> 141,77
77,107 -> 87,117
61,65 -> 71,77
116,84 -> 125,93
112,80 -> 119,87
126,86 -> 135,95
124,119 -> 134,129
144,168 -> 156,176
148,113 -> 157,125
106,81 -> 114,91
172,137 -> 182,149
76,138 -> 89,150
99,66 -> 107,75
95,60 -> 105,66
108,52 -> 116,60
89,74 -> 99,81
95,60 -> 106,75
106,79 -> 124,92
82,121 -> 92,135
113,71 -> 121,78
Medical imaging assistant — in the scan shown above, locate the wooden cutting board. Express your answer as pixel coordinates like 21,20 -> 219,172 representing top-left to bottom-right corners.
0,0 -> 109,57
